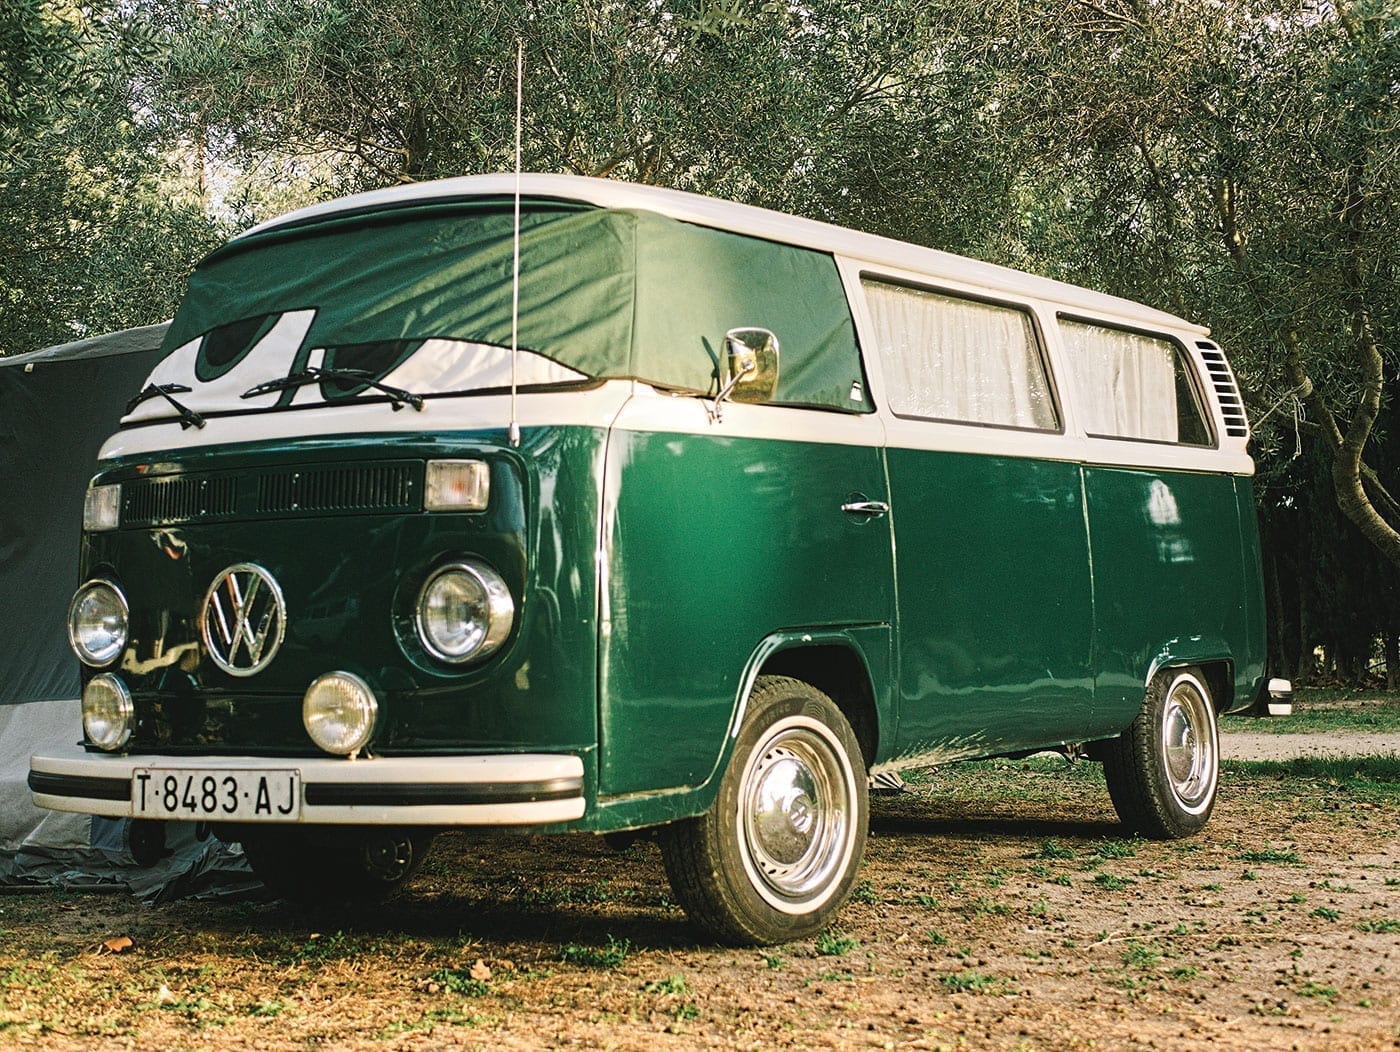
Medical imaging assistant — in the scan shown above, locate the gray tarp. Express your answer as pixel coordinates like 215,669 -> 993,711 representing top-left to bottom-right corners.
0,325 -> 252,896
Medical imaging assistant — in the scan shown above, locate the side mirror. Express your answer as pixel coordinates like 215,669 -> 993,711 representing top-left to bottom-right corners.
722,327 -> 780,405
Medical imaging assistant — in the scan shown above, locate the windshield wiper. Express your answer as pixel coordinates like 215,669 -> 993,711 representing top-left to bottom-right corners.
242,367 -> 425,411
125,384 -> 206,430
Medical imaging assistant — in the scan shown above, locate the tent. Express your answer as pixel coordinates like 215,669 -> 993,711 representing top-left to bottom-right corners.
0,324 -> 249,896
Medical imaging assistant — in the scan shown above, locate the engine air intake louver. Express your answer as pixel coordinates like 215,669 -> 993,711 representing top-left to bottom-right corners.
1196,341 -> 1250,440
124,475 -> 238,527
257,464 -> 418,515
119,460 -> 423,528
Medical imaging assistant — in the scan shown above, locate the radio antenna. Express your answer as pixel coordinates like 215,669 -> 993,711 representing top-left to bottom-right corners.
508,38 -> 524,448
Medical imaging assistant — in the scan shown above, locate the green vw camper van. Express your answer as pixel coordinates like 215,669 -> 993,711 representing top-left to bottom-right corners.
32,174 -> 1276,944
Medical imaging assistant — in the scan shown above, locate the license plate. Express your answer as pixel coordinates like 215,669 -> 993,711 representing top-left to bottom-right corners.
133,768 -> 302,821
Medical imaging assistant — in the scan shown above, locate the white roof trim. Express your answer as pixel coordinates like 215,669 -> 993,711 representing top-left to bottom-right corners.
239,173 -> 1207,338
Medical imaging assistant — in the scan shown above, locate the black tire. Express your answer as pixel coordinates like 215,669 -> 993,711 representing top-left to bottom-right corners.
1101,667 -> 1220,839
241,827 -> 434,904
659,676 -> 869,946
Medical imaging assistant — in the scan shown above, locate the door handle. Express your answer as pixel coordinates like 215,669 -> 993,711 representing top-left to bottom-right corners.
841,500 -> 889,517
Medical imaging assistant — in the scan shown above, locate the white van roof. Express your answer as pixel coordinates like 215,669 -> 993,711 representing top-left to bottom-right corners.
242,173 -> 1208,338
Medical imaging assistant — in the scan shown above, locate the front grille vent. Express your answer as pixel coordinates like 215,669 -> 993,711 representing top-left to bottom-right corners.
120,460 -> 423,528
1196,341 -> 1250,440
124,475 -> 238,527
257,464 -> 418,515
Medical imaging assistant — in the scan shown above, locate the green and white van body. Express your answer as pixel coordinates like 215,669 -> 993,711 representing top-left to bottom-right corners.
32,174 -> 1266,941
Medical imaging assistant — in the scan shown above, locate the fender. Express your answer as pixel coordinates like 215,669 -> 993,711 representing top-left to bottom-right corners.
1144,635 -> 1242,714
587,625 -> 891,833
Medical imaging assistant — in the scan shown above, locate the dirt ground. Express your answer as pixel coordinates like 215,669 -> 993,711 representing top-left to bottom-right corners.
2,741 -> 1398,1050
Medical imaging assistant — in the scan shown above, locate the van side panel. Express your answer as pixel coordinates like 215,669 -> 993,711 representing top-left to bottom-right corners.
597,403 -> 893,799
886,450 -> 1095,761
1085,465 -> 1254,724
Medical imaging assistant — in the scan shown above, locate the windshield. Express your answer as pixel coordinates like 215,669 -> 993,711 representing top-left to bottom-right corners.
125,198 -> 869,426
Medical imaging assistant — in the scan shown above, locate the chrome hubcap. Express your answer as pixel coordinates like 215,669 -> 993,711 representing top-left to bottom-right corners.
739,718 -> 854,910
1160,676 -> 1217,814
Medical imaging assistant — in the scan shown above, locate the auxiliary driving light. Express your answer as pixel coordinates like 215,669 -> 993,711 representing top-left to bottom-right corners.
303,671 -> 379,756
82,673 -> 133,752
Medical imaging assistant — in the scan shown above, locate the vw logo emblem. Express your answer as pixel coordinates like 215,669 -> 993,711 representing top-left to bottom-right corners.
200,563 -> 287,677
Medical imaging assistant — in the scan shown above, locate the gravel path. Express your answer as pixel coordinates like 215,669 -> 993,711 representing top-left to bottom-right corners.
1220,728 -> 1400,761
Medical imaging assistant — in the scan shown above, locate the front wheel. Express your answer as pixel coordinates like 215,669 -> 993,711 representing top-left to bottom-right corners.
659,676 -> 868,946
1101,667 -> 1219,839
240,827 -> 434,904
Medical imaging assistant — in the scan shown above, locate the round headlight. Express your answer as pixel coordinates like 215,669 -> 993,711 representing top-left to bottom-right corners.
68,580 -> 129,667
82,674 -> 133,751
415,560 -> 515,664
304,671 -> 379,756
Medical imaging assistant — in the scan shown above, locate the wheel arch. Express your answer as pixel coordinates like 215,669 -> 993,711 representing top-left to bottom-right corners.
729,628 -> 891,774
1145,641 -> 1235,714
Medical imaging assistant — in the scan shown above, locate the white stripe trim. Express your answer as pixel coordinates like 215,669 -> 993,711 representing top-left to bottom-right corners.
98,380 -> 1253,475
98,383 -> 636,460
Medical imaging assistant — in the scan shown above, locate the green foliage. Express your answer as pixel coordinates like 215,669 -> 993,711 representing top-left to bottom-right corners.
813,930 -> 858,957
559,935 -> 630,969
1,0 -> 223,355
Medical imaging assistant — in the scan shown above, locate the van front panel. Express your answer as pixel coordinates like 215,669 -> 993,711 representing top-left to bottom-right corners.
78,427 -> 605,759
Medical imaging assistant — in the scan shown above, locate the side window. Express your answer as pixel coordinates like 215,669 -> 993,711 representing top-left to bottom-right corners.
1059,319 -> 1213,446
861,279 -> 1058,430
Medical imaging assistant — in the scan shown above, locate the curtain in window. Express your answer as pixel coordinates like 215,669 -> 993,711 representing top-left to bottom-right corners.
1060,321 -> 1178,441
862,281 -> 1056,429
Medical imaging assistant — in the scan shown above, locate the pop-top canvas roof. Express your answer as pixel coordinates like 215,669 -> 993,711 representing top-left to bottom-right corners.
139,195 -> 873,425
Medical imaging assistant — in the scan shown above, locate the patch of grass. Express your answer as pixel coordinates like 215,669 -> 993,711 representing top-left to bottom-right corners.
850,880 -> 878,904
380,1006 -> 486,1036
1170,965 -> 1200,980
1092,873 -> 1131,891
1310,906 -> 1341,922
1094,838 -> 1138,860
1224,757 -> 1400,799
1036,838 -> 1076,860
559,935 -> 630,969
643,974 -> 687,995
814,930 -> 858,957
1122,942 -> 1165,970
940,971 -> 1008,995
1230,690 -> 1400,734
916,894 -> 941,908
425,968 -> 492,997
1296,980 -> 1338,1001
1356,919 -> 1400,934
925,928 -> 947,946
764,954 -> 783,970
1237,845 -> 1302,865
244,1000 -> 285,1018
966,896 -> 1010,918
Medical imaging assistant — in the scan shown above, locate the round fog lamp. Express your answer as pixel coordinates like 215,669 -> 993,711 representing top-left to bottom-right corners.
415,560 -> 515,664
303,672 -> 378,756
68,580 -> 129,667
82,674 -> 133,752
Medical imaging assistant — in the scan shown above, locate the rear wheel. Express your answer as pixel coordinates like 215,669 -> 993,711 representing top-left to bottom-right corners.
240,827 -> 434,903
660,676 -> 868,946
1102,667 -> 1219,839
